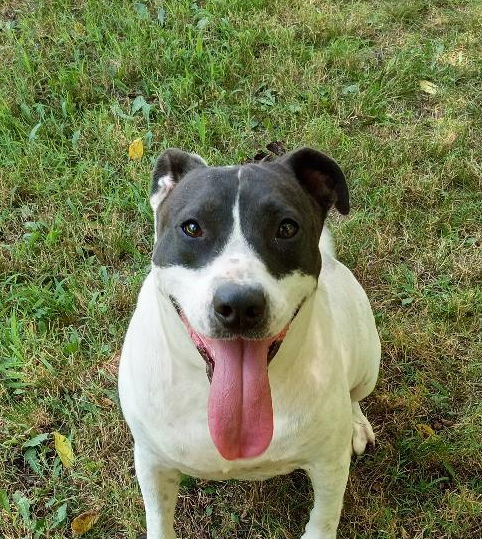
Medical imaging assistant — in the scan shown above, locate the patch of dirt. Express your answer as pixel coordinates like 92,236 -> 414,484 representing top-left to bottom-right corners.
248,141 -> 287,163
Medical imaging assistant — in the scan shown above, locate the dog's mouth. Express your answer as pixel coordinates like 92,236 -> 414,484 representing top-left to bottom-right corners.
170,296 -> 301,461
170,297 -> 298,382
195,338 -> 284,383
194,329 -> 286,382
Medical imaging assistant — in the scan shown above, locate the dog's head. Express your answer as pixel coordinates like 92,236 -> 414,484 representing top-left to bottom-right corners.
150,147 -> 349,460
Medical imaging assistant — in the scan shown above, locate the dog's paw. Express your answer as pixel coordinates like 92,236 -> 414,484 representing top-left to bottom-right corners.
351,402 -> 375,456
137,535 -> 147,539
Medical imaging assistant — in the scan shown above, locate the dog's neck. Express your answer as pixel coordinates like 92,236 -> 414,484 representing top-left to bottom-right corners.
270,291 -> 319,368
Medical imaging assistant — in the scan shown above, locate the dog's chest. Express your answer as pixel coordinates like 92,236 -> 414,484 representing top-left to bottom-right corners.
179,460 -> 300,482
136,376 -> 340,481
121,274 -> 354,481
154,419 -> 313,481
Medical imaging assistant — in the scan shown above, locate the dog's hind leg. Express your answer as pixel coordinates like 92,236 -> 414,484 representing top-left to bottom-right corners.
351,401 -> 375,456
134,445 -> 179,539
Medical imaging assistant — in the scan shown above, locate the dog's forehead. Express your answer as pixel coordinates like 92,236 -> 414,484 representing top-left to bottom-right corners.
172,165 -> 240,206
238,162 -> 312,211
169,161 -> 301,208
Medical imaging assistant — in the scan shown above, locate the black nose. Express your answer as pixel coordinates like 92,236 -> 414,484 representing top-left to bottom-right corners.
213,284 -> 267,331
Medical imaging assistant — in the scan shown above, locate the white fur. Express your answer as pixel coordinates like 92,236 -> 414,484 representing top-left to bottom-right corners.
150,174 -> 175,211
150,174 -> 173,241
119,225 -> 380,538
320,225 -> 335,258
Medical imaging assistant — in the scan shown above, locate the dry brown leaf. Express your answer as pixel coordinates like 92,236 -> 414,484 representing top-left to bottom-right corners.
442,50 -> 466,66
128,138 -> 144,160
53,431 -> 74,468
441,131 -> 458,146
97,396 -> 115,408
71,510 -> 100,535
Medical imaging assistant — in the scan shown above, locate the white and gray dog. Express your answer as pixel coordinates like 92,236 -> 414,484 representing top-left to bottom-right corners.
119,147 -> 380,538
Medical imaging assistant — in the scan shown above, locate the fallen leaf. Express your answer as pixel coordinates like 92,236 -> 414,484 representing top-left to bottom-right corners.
128,138 -> 144,160
53,432 -> 74,468
416,423 -> 436,438
442,50 -> 465,66
71,510 -> 100,535
419,80 -> 438,95
97,396 -> 115,408
73,22 -> 85,36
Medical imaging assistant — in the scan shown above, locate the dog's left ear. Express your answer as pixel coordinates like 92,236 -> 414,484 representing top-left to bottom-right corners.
150,148 -> 207,211
281,147 -> 349,215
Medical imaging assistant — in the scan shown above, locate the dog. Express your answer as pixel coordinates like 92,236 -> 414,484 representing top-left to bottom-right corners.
118,147 -> 380,538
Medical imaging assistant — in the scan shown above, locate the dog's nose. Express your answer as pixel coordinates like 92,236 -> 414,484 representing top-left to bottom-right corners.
213,284 -> 267,331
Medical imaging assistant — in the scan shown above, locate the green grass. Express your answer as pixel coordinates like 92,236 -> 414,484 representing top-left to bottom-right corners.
1,0 -> 481,537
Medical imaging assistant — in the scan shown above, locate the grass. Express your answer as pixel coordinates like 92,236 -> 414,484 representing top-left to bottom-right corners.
0,0 -> 481,537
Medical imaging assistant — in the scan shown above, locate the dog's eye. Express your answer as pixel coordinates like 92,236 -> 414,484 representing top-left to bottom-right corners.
181,220 -> 203,238
276,219 -> 299,239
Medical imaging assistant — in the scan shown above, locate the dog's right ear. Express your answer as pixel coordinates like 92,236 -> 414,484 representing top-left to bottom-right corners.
150,148 -> 207,212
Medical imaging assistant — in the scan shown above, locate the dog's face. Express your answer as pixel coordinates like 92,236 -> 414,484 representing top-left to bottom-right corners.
150,147 -> 349,460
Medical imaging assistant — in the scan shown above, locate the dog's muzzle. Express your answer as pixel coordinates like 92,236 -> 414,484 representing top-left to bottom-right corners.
168,294 -> 306,460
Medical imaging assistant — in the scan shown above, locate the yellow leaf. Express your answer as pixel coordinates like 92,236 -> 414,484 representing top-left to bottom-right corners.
73,22 -> 86,36
71,510 -> 100,536
419,80 -> 438,95
53,431 -> 74,468
416,423 -> 436,438
128,138 -> 144,160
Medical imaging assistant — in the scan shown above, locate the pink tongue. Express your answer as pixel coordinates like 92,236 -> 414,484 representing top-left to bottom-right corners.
205,338 -> 273,460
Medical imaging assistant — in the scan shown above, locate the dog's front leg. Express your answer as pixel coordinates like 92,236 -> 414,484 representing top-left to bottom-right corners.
135,445 -> 180,539
301,450 -> 351,539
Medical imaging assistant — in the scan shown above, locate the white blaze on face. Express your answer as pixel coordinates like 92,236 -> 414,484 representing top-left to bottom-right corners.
152,175 -> 317,338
